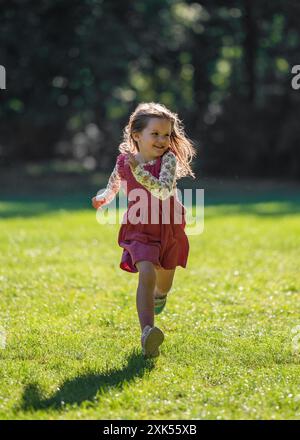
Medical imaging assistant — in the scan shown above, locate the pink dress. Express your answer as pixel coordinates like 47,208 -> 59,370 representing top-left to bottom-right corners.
96,149 -> 189,273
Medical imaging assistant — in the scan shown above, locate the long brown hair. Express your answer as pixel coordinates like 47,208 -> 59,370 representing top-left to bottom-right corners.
119,102 -> 197,179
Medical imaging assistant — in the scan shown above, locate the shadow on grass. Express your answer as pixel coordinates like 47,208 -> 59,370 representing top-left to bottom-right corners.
1,165 -> 300,219
1,192 -> 300,220
1,173 -> 300,219
18,349 -> 156,412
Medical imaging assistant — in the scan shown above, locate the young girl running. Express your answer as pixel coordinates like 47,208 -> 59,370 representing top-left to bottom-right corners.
92,102 -> 196,358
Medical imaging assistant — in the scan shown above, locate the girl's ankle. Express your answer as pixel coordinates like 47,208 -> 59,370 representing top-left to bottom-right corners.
142,324 -> 152,334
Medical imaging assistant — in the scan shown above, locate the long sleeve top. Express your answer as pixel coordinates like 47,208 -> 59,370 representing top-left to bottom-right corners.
95,150 -> 177,204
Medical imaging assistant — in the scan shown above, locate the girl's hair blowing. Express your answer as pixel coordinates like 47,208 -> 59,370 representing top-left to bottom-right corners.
119,102 -> 197,179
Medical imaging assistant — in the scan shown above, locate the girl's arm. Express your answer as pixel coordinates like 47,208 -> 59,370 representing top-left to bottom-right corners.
94,161 -> 121,206
131,150 -> 177,200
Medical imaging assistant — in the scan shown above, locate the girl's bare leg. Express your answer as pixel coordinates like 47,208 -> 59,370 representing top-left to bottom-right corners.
153,267 -> 176,299
135,261 -> 156,331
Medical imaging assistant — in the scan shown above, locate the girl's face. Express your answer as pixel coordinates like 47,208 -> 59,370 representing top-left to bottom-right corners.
132,118 -> 172,159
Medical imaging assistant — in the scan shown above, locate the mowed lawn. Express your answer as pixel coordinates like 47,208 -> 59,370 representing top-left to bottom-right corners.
0,185 -> 300,420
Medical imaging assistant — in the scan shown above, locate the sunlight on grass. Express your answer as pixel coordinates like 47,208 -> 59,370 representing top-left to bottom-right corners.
0,197 -> 299,419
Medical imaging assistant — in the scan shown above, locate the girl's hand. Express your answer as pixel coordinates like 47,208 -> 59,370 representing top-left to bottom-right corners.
126,152 -> 139,170
92,196 -> 106,209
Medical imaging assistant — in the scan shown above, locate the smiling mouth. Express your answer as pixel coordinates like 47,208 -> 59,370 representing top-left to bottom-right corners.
154,145 -> 164,150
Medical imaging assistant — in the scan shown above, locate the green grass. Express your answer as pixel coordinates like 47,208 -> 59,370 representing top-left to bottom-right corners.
0,177 -> 300,420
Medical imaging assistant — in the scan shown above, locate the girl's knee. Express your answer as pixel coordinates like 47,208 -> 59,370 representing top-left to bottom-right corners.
136,261 -> 156,283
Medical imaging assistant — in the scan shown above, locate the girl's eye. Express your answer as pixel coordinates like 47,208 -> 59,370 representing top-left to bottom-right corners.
152,133 -> 170,137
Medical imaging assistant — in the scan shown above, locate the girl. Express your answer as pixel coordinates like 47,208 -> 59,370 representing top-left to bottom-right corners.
92,102 -> 196,358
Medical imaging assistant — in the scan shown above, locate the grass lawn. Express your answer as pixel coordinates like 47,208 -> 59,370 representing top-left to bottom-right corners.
0,167 -> 300,419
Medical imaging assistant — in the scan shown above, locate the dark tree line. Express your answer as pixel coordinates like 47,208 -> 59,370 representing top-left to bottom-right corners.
0,0 -> 300,178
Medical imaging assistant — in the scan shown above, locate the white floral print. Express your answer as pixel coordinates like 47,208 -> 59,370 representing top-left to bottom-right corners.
95,150 -> 177,204
95,163 -> 121,204
132,150 -> 177,200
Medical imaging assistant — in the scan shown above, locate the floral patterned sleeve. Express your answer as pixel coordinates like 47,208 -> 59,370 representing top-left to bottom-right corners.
95,162 -> 121,205
132,150 -> 177,200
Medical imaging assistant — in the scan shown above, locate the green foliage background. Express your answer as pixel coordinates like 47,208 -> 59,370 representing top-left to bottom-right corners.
1,0 -> 300,177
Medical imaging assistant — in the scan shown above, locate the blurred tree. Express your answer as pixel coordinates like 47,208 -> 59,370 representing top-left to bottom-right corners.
0,0 -> 299,178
